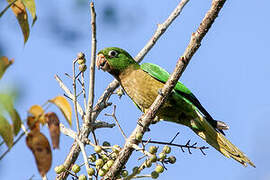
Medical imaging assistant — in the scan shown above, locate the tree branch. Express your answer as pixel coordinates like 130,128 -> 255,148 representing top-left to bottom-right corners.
103,0 -> 227,179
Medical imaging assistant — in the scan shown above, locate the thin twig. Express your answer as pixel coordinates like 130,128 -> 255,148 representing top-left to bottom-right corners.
169,132 -> 180,144
75,138 -> 91,179
105,105 -> 127,139
72,60 -> 80,133
0,123 -> 29,161
54,75 -> 85,117
141,139 -> 208,153
80,73 -> 87,110
103,0 -> 226,178
0,0 -> 18,18
86,1 -> 97,122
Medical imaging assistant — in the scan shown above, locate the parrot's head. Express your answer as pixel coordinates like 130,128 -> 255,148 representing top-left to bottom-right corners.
96,47 -> 138,76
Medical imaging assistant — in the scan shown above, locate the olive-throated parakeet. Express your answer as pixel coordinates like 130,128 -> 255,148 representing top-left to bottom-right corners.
96,47 -> 255,167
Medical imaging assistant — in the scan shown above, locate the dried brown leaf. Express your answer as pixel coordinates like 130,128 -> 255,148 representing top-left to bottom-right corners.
26,131 -> 52,177
45,112 -> 60,149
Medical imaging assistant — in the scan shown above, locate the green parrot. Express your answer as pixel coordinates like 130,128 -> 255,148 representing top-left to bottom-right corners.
96,47 -> 255,167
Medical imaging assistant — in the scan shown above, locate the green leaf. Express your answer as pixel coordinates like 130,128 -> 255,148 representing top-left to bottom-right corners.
10,109 -> 21,136
0,93 -> 21,135
0,114 -> 13,148
21,0 -> 37,26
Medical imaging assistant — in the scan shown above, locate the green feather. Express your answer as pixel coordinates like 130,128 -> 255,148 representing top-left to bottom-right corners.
140,63 -> 192,95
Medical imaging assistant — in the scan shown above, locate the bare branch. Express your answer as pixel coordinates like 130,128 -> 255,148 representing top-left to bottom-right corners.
54,74 -> 85,117
72,59 -> 80,133
134,0 -> 189,63
86,1 -> 97,123
105,105 -> 127,139
103,0 -> 227,178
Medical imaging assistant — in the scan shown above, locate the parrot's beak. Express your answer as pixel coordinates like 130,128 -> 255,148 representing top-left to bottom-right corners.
96,53 -> 108,71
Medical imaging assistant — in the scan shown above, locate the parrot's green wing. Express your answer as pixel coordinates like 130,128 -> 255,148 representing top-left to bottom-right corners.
140,63 -> 220,131
140,63 -> 192,95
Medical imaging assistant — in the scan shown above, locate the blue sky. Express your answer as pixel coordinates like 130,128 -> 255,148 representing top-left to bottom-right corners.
0,0 -> 269,179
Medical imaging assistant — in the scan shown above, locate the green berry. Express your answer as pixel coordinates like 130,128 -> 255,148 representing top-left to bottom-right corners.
149,154 -> 157,162
163,145 -> 171,154
111,152 -> 118,159
151,171 -> 159,179
112,145 -> 120,153
87,168 -> 95,176
121,170 -> 128,177
89,154 -> 96,162
106,160 -> 114,168
101,154 -> 109,162
135,132 -> 143,141
168,156 -> 176,164
102,141 -> 111,147
96,165 -> 101,170
79,64 -> 87,72
145,159 -> 152,168
77,52 -> 85,59
94,145 -> 102,154
98,168 -> 107,177
158,152 -> 166,161
77,58 -> 86,65
78,174 -> 87,180
71,164 -> 80,173
54,165 -> 65,174
96,158 -> 104,167
155,165 -> 164,173
132,166 -> 139,174
149,146 -> 158,154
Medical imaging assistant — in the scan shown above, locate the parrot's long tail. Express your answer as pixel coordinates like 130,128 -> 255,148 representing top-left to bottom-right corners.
191,110 -> 255,167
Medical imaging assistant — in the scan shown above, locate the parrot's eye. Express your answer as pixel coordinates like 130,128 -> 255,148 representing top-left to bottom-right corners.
108,50 -> 118,58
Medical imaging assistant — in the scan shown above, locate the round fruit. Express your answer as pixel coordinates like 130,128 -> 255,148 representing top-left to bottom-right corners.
163,145 -> 171,154
54,165 -> 65,174
87,168 -> 95,176
94,145 -> 102,153
155,165 -> 164,173
150,154 -> 157,162
79,64 -> 87,72
168,156 -> 176,164
149,146 -> 158,154
71,164 -> 81,173
151,171 -> 159,179
78,174 -> 87,180
95,158 -> 104,166
121,170 -> 128,177
158,152 -> 166,160
77,52 -> 85,59
102,141 -> 111,146
89,154 -> 96,162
